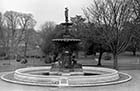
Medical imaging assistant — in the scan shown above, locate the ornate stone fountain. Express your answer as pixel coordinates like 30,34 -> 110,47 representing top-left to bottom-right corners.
50,8 -> 82,74
0,8 -> 132,87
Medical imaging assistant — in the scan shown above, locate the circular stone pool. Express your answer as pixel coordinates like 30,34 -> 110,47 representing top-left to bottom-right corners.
0,66 -> 132,87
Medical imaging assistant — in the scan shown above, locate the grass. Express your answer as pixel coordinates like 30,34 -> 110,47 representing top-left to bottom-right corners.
0,51 -> 139,72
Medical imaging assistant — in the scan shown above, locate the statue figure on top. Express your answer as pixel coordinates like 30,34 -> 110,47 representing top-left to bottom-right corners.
65,7 -> 69,23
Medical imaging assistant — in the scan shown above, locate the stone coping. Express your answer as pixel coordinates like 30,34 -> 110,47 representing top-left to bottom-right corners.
14,66 -> 118,78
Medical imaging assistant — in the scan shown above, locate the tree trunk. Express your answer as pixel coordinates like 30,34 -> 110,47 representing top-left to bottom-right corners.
133,51 -> 136,56
132,49 -> 136,56
84,52 -> 87,58
75,51 -> 79,58
24,29 -> 29,61
97,51 -> 103,66
113,54 -> 118,70
24,42 -> 27,60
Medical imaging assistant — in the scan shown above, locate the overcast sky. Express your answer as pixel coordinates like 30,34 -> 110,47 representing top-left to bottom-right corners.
0,0 -> 91,30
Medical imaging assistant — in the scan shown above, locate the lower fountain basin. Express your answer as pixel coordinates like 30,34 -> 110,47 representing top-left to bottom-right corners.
1,66 -> 132,87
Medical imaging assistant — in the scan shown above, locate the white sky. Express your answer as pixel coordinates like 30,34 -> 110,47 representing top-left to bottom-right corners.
0,0 -> 91,30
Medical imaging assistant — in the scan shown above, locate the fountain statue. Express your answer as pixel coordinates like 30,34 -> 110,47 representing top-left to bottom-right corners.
65,7 -> 69,23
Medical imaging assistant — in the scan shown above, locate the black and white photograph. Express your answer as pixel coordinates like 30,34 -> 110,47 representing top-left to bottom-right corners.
0,0 -> 140,91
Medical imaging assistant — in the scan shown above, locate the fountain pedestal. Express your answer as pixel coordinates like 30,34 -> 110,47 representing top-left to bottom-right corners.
50,50 -> 83,74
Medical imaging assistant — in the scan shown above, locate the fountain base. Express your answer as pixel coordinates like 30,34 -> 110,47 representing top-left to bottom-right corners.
0,66 -> 132,87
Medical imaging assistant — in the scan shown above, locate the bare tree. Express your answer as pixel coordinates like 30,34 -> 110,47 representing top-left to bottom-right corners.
4,11 -> 36,59
4,11 -> 20,57
18,13 -> 36,59
0,13 -> 11,56
40,21 -> 56,35
0,12 -> 3,40
0,12 -> 2,30
132,0 -> 140,38
84,0 -> 135,69
39,21 -> 56,62
0,13 -> 5,48
40,21 -> 56,43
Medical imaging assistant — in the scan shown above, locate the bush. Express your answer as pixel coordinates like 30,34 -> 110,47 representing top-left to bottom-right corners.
44,56 -> 52,64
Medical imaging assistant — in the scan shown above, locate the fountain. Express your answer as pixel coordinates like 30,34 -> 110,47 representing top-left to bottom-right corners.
0,8 -> 131,87
50,8 -> 82,74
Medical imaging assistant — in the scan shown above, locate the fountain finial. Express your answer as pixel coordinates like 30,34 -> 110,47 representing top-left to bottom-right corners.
65,7 -> 69,23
